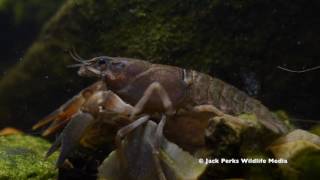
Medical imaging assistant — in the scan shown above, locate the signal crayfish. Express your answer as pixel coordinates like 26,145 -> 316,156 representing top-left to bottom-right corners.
33,51 -> 289,180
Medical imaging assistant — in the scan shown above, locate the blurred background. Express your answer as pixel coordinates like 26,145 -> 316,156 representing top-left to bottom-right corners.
0,0 -> 319,132
0,0 -> 63,74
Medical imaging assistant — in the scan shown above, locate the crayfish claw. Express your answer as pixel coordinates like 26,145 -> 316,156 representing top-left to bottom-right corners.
32,94 -> 85,136
33,81 -> 106,136
51,112 -> 94,167
45,134 -> 62,159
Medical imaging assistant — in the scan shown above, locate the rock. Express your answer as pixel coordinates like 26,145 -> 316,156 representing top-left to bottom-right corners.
0,127 -> 22,136
205,113 -> 277,156
201,113 -> 294,179
310,125 -> 320,136
269,129 -> 320,179
0,0 -> 64,75
273,110 -> 293,130
200,113 -> 280,179
0,134 -> 58,179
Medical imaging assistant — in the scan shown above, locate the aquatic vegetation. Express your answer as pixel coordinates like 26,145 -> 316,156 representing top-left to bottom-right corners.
0,134 -> 58,179
269,129 -> 320,179
0,0 -> 63,24
0,0 -> 64,76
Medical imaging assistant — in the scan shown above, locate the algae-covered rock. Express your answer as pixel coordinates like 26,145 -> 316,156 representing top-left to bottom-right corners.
310,125 -> 320,136
269,129 -> 320,179
0,0 -> 63,25
201,113 -> 293,179
201,115 -> 320,179
202,113 -> 275,178
0,134 -> 58,179
273,110 -> 293,130
205,113 -> 277,156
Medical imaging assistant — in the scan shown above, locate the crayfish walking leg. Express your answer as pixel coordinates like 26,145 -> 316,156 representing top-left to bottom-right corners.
129,82 -> 175,119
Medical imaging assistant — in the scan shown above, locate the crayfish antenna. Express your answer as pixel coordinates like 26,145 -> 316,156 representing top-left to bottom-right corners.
69,47 -> 87,63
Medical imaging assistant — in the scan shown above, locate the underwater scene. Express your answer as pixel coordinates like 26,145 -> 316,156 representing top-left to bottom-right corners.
0,0 -> 319,179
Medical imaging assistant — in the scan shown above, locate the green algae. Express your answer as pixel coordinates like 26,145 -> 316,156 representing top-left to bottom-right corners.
0,135 -> 58,180
0,0 -> 63,25
269,129 -> 320,180
310,125 -> 320,136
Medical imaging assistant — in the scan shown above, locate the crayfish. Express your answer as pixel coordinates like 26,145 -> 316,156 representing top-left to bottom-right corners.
33,51 -> 289,179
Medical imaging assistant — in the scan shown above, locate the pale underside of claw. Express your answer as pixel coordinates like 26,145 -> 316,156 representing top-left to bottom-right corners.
98,121 -> 207,180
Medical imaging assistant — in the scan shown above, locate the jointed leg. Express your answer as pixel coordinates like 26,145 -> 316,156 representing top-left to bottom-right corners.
150,115 -> 167,180
116,115 -> 150,169
130,82 -> 174,119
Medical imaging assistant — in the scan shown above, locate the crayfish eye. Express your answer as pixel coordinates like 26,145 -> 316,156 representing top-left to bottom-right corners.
98,58 -> 107,65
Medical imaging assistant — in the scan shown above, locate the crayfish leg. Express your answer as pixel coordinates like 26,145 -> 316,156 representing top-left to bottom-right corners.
115,115 -> 150,169
150,115 -> 167,180
129,82 -> 174,119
